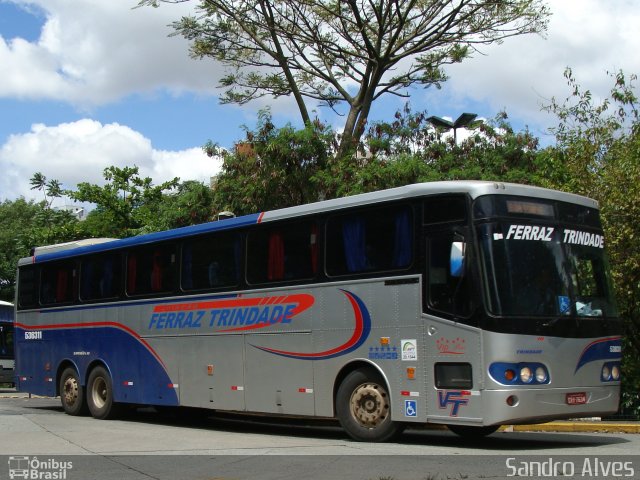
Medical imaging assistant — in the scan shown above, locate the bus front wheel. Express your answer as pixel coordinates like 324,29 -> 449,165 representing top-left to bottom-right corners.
447,424 -> 500,438
59,367 -> 88,416
87,366 -> 120,420
336,368 -> 404,442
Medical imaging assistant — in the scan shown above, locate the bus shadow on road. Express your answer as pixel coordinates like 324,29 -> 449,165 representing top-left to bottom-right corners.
20,399 -> 633,450
130,405 -> 635,450
401,427 -> 631,451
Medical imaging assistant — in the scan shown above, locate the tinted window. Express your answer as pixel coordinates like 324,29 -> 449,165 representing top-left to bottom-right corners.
80,253 -> 122,301
182,233 -> 241,291
0,322 -> 13,358
326,206 -> 413,276
424,195 -> 467,224
18,267 -> 37,309
247,221 -> 318,284
40,261 -> 76,305
127,244 -> 176,296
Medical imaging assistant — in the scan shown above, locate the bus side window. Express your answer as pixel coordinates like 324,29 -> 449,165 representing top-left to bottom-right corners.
127,244 -> 176,296
18,267 -> 37,309
326,206 -> 413,276
181,233 -> 241,291
80,253 -> 121,301
247,221 -> 317,284
40,261 -> 76,305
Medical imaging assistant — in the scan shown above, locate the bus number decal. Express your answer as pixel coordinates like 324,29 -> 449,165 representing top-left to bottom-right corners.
24,330 -> 42,340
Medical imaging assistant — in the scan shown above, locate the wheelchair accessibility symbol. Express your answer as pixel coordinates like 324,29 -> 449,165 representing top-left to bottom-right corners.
404,400 -> 417,417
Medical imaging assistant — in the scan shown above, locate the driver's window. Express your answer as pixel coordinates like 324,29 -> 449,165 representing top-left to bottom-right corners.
427,232 -> 472,317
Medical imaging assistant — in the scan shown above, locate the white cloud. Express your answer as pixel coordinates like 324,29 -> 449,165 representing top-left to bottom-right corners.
0,119 -> 221,202
427,0 -> 640,132
0,0 -> 223,105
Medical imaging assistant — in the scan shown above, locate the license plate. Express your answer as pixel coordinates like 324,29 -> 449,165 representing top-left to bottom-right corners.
566,392 -> 587,405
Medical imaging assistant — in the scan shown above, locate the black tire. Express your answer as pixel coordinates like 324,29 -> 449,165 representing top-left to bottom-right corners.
447,424 -> 500,438
59,367 -> 88,416
86,365 -> 121,420
336,367 -> 405,442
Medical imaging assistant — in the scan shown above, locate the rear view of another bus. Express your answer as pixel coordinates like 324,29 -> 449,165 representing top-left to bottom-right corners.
0,300 -> 15,386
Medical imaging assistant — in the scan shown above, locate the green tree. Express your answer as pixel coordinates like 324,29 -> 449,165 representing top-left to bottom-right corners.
30,172 -> 63,208
211,111 -> 333,215
146,180 -> 218,232
209,105 -> 548,210
542,69 -> 640,415
0,198 -> 79,301
314,108 -> 546,198
69,166 -> 180,238
139,0 -> 548,157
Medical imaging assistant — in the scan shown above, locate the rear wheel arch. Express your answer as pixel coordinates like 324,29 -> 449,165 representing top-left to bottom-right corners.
333,361 -> 404,442
333,360 -> 390,413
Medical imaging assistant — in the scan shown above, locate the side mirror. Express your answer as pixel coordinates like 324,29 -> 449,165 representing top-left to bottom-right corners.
450,241 -> 466,277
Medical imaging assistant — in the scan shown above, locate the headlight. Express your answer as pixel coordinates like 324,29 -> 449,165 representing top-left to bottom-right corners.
601,365 -> 611,381
489,362 -> 550,385
611,364 -> 621,381
520,366 -> 533,383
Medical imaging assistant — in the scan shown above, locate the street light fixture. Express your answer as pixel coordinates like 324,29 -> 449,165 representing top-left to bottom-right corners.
427,112 -> 479,143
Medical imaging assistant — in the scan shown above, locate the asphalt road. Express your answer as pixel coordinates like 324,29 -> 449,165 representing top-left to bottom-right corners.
1,392 -> 638,480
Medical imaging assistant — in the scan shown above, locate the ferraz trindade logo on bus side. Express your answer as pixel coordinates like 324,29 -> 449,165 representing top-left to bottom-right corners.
147,290 -> 372,360
147,293 -> 314,332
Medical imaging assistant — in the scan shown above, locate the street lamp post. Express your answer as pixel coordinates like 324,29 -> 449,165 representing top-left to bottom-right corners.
427,112 -> 479,143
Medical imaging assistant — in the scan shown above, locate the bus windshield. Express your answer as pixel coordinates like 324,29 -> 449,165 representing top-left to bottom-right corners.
478,222 -> 618,318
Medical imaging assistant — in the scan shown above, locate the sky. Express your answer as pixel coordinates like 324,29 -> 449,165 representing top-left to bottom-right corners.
1,0 -> 639,204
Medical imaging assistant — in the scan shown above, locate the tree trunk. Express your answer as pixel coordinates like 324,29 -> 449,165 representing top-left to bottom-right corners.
337,106 -> 362,159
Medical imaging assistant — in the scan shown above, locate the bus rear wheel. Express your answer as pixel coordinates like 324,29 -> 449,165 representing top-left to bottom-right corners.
447,424 -> 500,438
87,366 -> 121,420
336,367 -> 404,442
59,367 -> 88,416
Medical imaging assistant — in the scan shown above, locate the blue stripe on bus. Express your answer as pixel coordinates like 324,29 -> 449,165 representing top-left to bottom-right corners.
15,324 -> 179,406
574,337 -> 622,373
33,212 -> 263,263
36,292 -> 239,315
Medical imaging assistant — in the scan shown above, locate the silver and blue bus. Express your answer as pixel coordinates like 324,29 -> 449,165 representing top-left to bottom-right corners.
14,181 -> 622,441
0,300 -> 15,386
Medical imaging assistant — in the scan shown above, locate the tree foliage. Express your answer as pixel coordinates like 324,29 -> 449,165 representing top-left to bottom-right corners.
208,104 -> 548,212
0,198 -> 79,301
211,110 -> 333,215
146,180 -> 218,232
139,0 -> 548,156
68,166 -> 180,238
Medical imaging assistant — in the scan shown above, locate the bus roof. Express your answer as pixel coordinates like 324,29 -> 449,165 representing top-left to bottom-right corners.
19,181 -> 598,266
